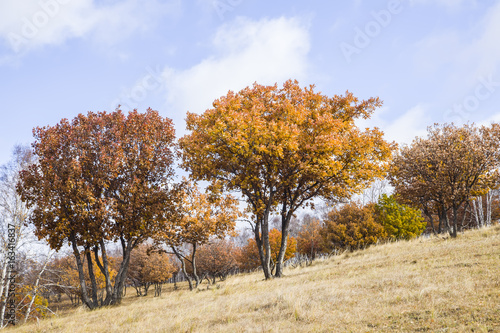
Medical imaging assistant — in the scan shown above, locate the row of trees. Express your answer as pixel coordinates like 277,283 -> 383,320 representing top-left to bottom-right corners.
3,80 -> 499,321
11,229 -> 296,307
11,80 -> 394,312
296,195 -> 426,259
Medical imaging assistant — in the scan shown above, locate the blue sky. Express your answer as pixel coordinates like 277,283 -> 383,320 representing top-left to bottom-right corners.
1,0 -> 500,167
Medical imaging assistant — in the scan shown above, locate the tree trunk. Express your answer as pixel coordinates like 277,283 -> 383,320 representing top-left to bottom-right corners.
423,206 -> 436,234
262,214 -> 273,279
440,205 -> 450,234
154,283 -> 162,297
437,213 -> 442,234
172,247 -> 193,290
71,238 -> 94,309
460,202 -> 469,232
0,252 -> 11,326
85,249 -> 99,308
450,205 -> 458,238
0,269 -> 12,326
254,219 -> 271,279
94,240 -> 112,305
191,243 -> 200,288
275,207 -> 292,278
486,191 -> 492,227
473,198 -> 483,228
109,237 -> 135,305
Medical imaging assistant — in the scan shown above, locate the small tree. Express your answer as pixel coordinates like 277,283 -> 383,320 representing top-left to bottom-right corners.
153,183 -> 239,290
375,194 -> 426,240
188,239 -> 238,284
296,215 -> 324,260
127,244 -> 175,297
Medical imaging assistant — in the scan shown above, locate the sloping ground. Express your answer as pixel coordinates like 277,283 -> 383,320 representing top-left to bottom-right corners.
9,225 -> 500,332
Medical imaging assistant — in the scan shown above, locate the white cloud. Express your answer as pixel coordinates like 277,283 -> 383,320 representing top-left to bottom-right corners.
357,105 -> 430,145
0,0 -> 181,55
383,105 -> 430,144
162,16 -> 311,121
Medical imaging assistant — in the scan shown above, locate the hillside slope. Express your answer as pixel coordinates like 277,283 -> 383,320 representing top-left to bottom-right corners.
9,225 -> 500,332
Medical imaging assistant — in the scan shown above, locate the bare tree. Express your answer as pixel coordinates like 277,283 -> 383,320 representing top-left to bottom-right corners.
0,145 -> 37,327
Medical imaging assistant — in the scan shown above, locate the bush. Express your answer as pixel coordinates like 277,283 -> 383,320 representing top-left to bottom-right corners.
375,194 -> 426,240
322,202 -> 386,251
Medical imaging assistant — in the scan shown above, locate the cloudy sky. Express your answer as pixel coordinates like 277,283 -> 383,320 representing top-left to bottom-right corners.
1,0 -> 500,166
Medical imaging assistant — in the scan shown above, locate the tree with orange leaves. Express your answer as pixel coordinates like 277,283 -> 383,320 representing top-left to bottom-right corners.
296,215 -> 324,260
17,108 -> 178,308
127,244 -> 175,297
153,182 -> 240,290
187,239 -> 238,284
179,80 -> 394,278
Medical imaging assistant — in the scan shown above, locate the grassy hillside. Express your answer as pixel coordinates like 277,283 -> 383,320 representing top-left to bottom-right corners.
10,225 -> 500,332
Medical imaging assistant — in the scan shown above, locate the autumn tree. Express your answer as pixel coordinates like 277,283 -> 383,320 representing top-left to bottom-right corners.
179,80 -> 394,278
322,202 -> 386,251
17,109 -> 178,309
235,238 -> 261,272
127,244 -> 175,297
187,239 -> 238,284
153,182 -> 239,290
389,123 -> 500,238
375,194 -> 426,240
296,215 -> 324,260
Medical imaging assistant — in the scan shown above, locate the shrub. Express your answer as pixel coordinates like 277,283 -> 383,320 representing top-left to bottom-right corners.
322,202 -> 386,251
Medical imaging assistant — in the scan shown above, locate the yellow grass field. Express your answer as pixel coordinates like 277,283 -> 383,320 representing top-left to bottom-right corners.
9,225 -> 500,332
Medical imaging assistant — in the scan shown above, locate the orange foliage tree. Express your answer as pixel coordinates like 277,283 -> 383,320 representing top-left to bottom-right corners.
127,244 -> 176,297
17,109 -> 178,308
187,239 -> 238,284
296,215 -> 324,260
153,182 -> 239,290
179,80 -> 394,278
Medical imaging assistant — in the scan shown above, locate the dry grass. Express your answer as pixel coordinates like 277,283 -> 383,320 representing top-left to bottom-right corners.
9,225 -> 500,332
